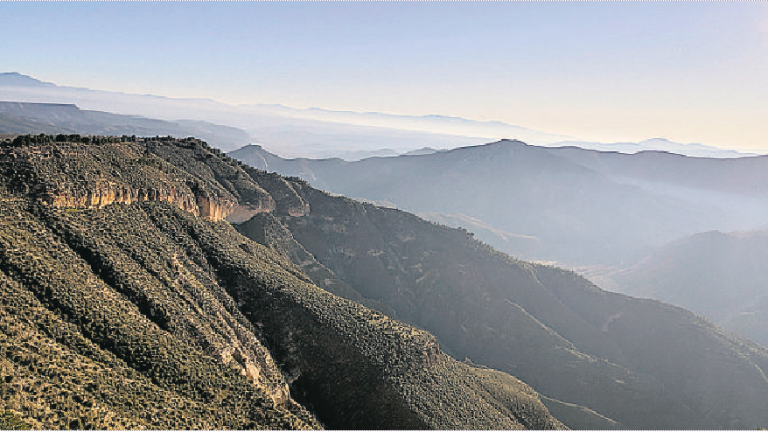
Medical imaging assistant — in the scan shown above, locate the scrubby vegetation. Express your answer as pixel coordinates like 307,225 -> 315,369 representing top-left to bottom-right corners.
0,199 -> 317,429
244,175 -> 768,430
8,133 -> 768,430
0,135 -> 563,429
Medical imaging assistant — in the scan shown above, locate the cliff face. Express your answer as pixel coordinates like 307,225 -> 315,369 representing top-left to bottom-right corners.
0,140 -> 288,222
42,182 -> 198,212
41,181 -> 278,223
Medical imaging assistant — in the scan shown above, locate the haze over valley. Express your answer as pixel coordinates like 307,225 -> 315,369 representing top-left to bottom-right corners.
2,72 -> 759,160
3,2 -> 768,430
2,78 -> 768,430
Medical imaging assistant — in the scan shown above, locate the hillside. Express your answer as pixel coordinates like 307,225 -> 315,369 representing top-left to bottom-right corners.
0,134 -> 562,430
4,134 -> 768,429
551,145 -> 768,199
234,180 -> 768,429
610,229 -> 768,347
230,141 -> 768,267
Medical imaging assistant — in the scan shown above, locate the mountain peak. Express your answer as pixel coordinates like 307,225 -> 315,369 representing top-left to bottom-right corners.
0,72 -> 57,88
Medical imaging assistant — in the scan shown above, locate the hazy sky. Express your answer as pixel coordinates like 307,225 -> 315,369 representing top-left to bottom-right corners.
2,2 -> 768,151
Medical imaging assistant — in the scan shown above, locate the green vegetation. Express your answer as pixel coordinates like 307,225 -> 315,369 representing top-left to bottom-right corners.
0,199 -> 316,429
0,411 -> 32,430
1,133 -> 141,147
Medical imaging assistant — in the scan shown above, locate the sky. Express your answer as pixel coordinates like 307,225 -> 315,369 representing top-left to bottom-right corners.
2,2 -> 768,152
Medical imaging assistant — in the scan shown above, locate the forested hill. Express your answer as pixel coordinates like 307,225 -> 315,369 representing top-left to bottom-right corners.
0,134 -> 562,430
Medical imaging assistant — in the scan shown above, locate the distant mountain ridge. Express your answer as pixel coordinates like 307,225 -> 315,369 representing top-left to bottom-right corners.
0,72 -> 56,88
239,103 -> 574,145
235,160 -> 768,429
549,144 -> 768,198
3,72 -> 759,159
230,140 -> 768,266
0,101 -> 252,150
4,73 -> 768,430
554,137 -> 756,158
2,134 -> 768,429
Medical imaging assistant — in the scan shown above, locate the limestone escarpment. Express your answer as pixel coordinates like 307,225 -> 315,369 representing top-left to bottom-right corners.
41,182 -> 195,212
190,188 -> 237,222
0,137 -> 312,415
0,139 -> 293,222
37,179 -> 243,222
39,181 -> 271,223
225,201 -> 276,223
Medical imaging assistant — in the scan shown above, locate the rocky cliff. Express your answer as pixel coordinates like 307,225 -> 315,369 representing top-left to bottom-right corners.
0,139 -> 285,222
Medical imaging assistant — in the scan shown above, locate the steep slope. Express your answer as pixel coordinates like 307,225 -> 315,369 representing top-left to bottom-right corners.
611,229 -> 768,347
0,196 -> 314,430
0,134 -> 562,430
231,140 -> 765,267
235,181 -> 768,429
416,212 -> 543,261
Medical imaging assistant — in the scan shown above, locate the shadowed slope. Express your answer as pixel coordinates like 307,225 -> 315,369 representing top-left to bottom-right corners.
239,179 -> 768,430
230,140 -> 768,266
0,135 -> 563,430
611,229 -> 768,347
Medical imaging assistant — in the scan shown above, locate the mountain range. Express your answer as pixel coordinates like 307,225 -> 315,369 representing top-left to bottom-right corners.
1,72 -> 758,159
230,140 -> 768,267
1,133 -> 768,429
3,74 -> 768,429
229,140 -> 768,363
0,101 -> 250,149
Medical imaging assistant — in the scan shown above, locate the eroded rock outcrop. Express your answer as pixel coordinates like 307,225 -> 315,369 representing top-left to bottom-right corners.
220,344 -> 291,406
0,135 -> 571,430
226,202 -> 276,223
0,141 -> 288,222
38,182 -> 242,222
